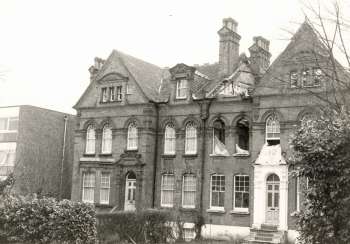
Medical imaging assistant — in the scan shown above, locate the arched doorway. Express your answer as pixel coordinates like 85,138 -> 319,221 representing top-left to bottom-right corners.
266,173 -> 280,225
124,171 -> 136,211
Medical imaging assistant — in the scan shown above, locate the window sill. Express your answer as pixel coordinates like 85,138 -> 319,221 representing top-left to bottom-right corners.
99,153 -> 113,157
175,97 -> 187,100
206,208 -> 225,214
209,153 -> 230,157
100,100 -> 122,104
95,203 -> 113,208
83,153 -> 95,157
230,210 -> 250,215
161,154 -> 176,158
160,205 -> 174,209
125,149 -> 138,153
233,153 -> 250,157
180,207 -> 196,212
183,154 -> 198,158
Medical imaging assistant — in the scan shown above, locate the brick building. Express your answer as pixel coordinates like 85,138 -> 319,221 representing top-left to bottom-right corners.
0,105 -> 75,199
71,18 -> 349,242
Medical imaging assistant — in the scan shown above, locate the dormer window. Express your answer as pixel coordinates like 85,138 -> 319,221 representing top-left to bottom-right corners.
101,85 -> 123,103
176,79 -> 187,99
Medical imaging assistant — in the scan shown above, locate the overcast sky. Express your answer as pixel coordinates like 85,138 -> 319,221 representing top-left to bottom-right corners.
0,0 -> 347,114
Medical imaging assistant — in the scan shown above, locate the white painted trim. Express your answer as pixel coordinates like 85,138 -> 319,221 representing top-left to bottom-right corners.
253,164 -> 288,230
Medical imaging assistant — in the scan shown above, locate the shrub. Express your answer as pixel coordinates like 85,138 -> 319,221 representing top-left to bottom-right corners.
0,195 -> 97,243
97,209 -> 173,244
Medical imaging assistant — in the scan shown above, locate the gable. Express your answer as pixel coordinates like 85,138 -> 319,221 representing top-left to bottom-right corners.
254,21 -> 347,97
74,50 -> 166,109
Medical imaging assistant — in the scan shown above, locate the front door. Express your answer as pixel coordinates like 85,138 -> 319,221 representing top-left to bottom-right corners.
124,172 -> 136,211
266,174 -> 280,225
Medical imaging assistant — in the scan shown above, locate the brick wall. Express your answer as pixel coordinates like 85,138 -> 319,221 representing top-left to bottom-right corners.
13,105 -> 75,199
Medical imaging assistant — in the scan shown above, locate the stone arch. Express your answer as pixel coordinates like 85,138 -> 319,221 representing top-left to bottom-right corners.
260,109 -> 284,123
208,114 -> 230,128
182,116 -> 202,129
123,116 -> 141,129
82,119 -> 97,130
99,117 -> 116,130
296,107 -> 319,122
160,117 -> 180,131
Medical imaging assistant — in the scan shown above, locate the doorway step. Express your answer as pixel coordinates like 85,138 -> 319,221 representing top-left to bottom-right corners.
243,225 -> 286,244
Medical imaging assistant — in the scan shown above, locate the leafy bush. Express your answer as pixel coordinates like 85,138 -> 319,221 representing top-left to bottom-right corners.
97,209 -> 173,243
291,109 -> 350,244
0,195 -> 97,243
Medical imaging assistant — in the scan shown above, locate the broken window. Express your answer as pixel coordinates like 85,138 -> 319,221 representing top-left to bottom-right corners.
212,119 -> 229,155
236,118 -> 249,151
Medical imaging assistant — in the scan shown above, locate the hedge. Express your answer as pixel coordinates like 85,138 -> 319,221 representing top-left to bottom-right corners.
0,195 -> 97,243
97,209 -> 174,243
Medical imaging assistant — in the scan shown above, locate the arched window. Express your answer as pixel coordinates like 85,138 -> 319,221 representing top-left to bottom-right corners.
213,119 -> 229,155
85,125 -> 95,154
213,119 -> 225,144
236,118 -> 249,151
127,122 -> 138,150
164,124 -> 176,154
266,114 -> 280,145
101,124 -> 112,154
185,122 -> 197,154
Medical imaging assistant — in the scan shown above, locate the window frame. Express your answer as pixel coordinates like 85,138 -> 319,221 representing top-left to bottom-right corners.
233,174 -> 249,212
100,172 -> 111,205
82,172 -> 95,204
210,174 -> 225,211
0,117 -> 19,133
164,124 -> 176,155
185,122 -> 197,155
290,70 -> 299,88
296,176 -> 300,212
160,174 -> 175,208
127,122 -> 138,150
265,114 -> 280,142
116,86 -> 123,101
85,125 -> 96,155
182,174 -> 196,208
176,79 -> 188,99
101,124 -> 112,154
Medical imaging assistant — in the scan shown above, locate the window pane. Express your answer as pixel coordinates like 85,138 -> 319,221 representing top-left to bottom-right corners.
8,118 -> 18,131
102,125 -> 112,154
0,118 -> 7,130
183,175 -> 196,207
185,122 -> 197,154
164,124 -> 176,154
127,123 -> 138,150
82,172 -> 95,203
211,175 -> 225,208
161,174 -> 175,206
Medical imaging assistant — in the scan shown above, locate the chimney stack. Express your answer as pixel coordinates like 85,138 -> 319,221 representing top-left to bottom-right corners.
218,17 -> 241,78
248,36 -> 271,75
88,57 -> 105,82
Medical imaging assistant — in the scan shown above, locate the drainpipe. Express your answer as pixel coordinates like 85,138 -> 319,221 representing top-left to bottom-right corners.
150,100 -> 166,208
199,99 -> 212,227
59,115 -> 68,200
